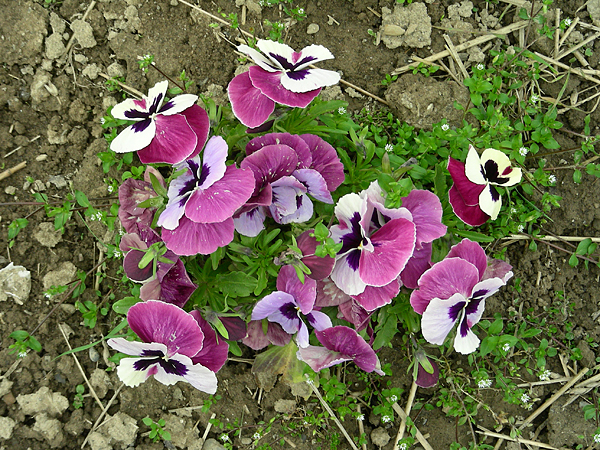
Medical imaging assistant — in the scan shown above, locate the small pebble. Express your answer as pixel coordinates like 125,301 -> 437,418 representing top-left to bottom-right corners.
89,346 -> 100,363
307,23 -> 319,34
4,186 -> 16,195
2,393 -> 16,405
36,154 -> 48,161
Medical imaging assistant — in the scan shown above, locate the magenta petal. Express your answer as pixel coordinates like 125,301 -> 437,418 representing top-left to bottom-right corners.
119,232 -> 147,253
185,166 -> 255,223
242,320 -> 271,350
400,243 -> 432,290
189,311 -> 228,373
228,71 -> 275,128
482,257 -> 513,282
337,299 -> 373,331
297,345 -> 349,372
123,250 -> 155,282
315,277 -> 352,307
298,231 -> 335,280
359,218 -> 416,287
127,300 -> 204,358
351,279 -> 400,312
137,114 -> 198,164
179,105 -> 209,160
241,144 -> 298,192
158,259 -> 197,308
162,216 -> 235,256
293,169 -> 333,203
267,322 -> 292,347
446,239 -> 488,280
416,355 -> 439,388
301,134 -> 344,191
449,185 -> 490,227
448,158 -> 485,206
118,178 -> 157,233
315,326 -> 382,374
401,190 -> 447,246
248,66 -> 320,108
276,265 -> 316,314
218,316 -> 248,341
246,133 -> 312,168
410,258 -> 480,314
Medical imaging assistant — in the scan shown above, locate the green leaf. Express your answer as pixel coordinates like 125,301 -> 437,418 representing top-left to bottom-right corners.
112,296 -> 141,315
480,336 -> 499,356
568,253 -> 579,267
10,330 -> 30,341
217,272 -> 257,298
452,229 -> 495,243
74,191 -> 90,207
28,335 -> 42,353
488,318 -> 504,335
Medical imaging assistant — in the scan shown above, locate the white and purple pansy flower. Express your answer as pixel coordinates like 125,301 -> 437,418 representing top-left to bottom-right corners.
110,80 -> 210,165
329,190 -> 416,300
235,133 -> 343,237
228,40 -> 341,128
107,301 -> 218,393
119,224 -> 196,308
251,265 -> 332,348
410,239 -> 513,354
157,136 -> 255,256
448,145 -> 522,226
296,326 -> 384,375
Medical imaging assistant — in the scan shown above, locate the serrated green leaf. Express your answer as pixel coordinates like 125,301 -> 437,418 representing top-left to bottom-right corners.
217,272 -> 257,298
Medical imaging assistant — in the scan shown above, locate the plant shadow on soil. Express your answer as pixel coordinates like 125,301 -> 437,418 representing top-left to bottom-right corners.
1,0 -> 600,449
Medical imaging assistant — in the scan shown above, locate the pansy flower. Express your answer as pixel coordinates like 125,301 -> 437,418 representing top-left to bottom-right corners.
296,326 -> 384,375
157,136 -> 255,255
410,239 -> 513,354
448,145 -> 522,226
120,224 -> 196,308
107,301 -> 218,393
251,265 -> 332,348
118,167 -> 165,233
228,40 -> 341,128
110,80 -> 210,164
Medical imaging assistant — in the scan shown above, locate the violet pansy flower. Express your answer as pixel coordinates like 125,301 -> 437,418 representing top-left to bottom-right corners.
296,326 -> 384,375
120,224 -> 196,308
251,265 -> 332,348
118,167 -> 165,233
410,239 -> 513,354
228,40 -> 341,128
157,136 -> 255,256
448,145 -> 522,226
110,80 -> 209,165
108,301 -> 218,393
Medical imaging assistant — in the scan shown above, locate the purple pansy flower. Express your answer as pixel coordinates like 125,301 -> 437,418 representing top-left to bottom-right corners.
296,230 -> 335,280
110,80 -> 210,164
235,133 -> 343,237
107,301 -> 218,393
157,136 -> 255,255
410,239 -> 513,354
228,40 -> 341,128
251,265 -> 332,348
448,145 -> 522,226
242,320 -> 292,350
118,167 -> 165,233
120,224 -> 196,308
329,190 -> 416,300
415,351 -> 439,388
296,326 -> 384,375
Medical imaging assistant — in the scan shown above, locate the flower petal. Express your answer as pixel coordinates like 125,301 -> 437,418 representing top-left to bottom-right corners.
351,279 -> 400,311
137,114 -> 198,164
448,184 -> 490,227
465,145 -> 487,185
111,119 -> 156,154
256,39 -> 294,69
280,68 -> 340,93
233,207 -> 267,237
123,249 -> 155,283
127,301 -> 205,358
118,178 -> 157,233
246,133 -> 312,168
480,148 -> 522,186
330,251 -> 367,296
241,144 -> 298,192
248,66 -> 320,108
446,239 -> 488,279
252,291 -> 296,320
162,216 -> 235,256
315,277 -> 352,307
295,44 -> 335,69
228,71 -> 275,128
157,259 -> 197,308
453,326 -> 481,354
478,184 -> 502,219
158,93 -> 198,115
180,105 -> 210,160
306,310 -> 333,331
297,345 -> 349,372
293,169 -> 333,203
238,44 -> 281,71
400,243 -> 432,290
181,361 -> 218,394
448,157 -> 487,207
107,338 -> 167,357
196,136 -> 228,191
276,265 -> 316,314
111,97 -> 149,121
401,189 -> 447,246
189,311 -> 229,373
145,80 -> 169,113
300,134 -> 344,191
421,293 -> 467,345
115,356 -> 153,387
315,326 -> 383,374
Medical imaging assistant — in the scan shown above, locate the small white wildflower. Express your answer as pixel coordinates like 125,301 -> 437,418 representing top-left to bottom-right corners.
220,434 -> 230,442
357,414 -> 365,421
398,444 -> 408,450
502,343 -> 511,352
594,433 -> 600,444
517,224 -> 524,232
564,17 -> 572,26
298,8 -> 305,15
539,369 -> 551,381
510,207 -> 517,214
548,174 -> 557,184
441,123 -> 450,131
338,106 -> 346,115
390,394 -> 398,402
100,117 -> 106,125
107,185 -> 114,194
385,143 -> 394,153
520,393 -> 530,404
530,94 -> 540,104
253,432 -> 261,440
44,292 -> 52,299
523,402 -> 533,410
519,147 -> 528,156
118,229 -> 125,236
113,250 -> 123,259
18,352 -> 27,358
478,379 -> 492,389
382,415 -> 392,423
476,63 -> 485,70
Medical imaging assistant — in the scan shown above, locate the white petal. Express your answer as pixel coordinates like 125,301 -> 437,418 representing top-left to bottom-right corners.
478,185 -> 502,219
159,94 -> 198,115
280,68 -> 341,93
146,80 -> 169,109
152,353 -> 194,386
116,357 -> 153,387
183,363 -> 218,394
330,253 -> 367,296
465,145 -> 486,185
421,293 -> 466,345
453,328 -> 480,354
111,98 -> 148,120
111,120 -> 157,153
295,44 -> 335,70
238,44 -> 281,72
256,40 -> 294,68
157,198 -> 186,230
108,338 -> 167,356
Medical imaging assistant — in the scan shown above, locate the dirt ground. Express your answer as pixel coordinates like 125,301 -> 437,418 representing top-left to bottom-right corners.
1,0 -> 600,449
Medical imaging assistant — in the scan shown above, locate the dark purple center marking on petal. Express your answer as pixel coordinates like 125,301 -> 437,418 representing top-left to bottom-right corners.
346,249 -> 361,271
305,312 -> 315,326
465,297 -> 483,315
269,53 -> 295,71
470,289 -> 488,302
296,194 -> 303,209
294,55 -> 317,67
482,160 -> 509,184
140,349 -> 165,358
339,212 -> 364,255
134,356 -> 189,376
148,93 -> 164,114
125,110 -> 151,120
287,69 -> 309,81
268,53 -> 317,73
448,301 -> 467,322
280,302 -> 299,320
489,185 -> 500,202
131,118 -> 152,133
159,100 -> 175,113
459,313 -> 470,337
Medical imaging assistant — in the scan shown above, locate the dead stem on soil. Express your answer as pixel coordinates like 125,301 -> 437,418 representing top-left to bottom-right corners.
391,402 -> 435,450
0,161 -> 27,181
305,377 -> 359,450
477,426 -> 560,450
392,380 -> 417,448
4,135 -> 41,158
98,73 -> 144,98
81,383 -> 125,449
